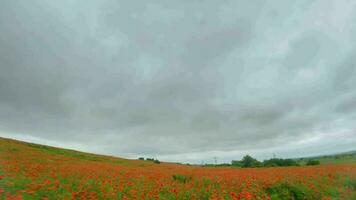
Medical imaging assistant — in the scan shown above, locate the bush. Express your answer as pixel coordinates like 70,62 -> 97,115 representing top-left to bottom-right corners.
231,160 -> 242,167
263,158 -> 298,167
266,182 -> 320,200
346,178 -> 356,191
241,155 -> 262,168
306,160 -> 320,166
172,175 -> 192,184
145,158 -> 160,164
138,157 -> 144,160
231,155 -> 261,168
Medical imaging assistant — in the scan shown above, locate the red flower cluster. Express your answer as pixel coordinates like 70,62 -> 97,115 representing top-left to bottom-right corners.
0,138 -> 355,199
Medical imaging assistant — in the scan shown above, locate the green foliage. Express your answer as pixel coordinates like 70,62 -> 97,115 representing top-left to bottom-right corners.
306,160 -> 320,166
296,151 -> 356,165
346,178 -> 356,191
240,155 -> 262,168
146,158 -> 160,164
172,174 -> 192,184
231,155 -> 262,168
1,177 -> 32,196
138,157 -> 144,160
231,160 -> 242,167
263,158 -> 299,167
26,142 -> 125,164
204,163 -> 231,167
267,183 -> 320,200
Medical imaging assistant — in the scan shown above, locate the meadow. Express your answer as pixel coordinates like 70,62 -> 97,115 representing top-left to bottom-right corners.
1,137 -> 355,200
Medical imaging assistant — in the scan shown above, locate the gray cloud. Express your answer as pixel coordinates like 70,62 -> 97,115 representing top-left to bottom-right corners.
1,0 -> 356,163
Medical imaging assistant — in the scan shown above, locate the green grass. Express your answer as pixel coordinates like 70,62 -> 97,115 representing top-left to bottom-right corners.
0,168 -> 5,200
346,178 -> 356,191
172,174 -> 192,184
267,182 -> 324,200
0,137 -> 153,167
26,142 -> 122,163
319,155 -> 356,165
296,153 -> 356,166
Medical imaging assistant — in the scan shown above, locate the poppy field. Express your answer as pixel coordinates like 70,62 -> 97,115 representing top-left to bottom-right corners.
0,137 -> 355,200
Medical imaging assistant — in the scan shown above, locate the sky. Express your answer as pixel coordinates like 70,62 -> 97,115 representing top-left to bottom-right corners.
1,0 -> 356,164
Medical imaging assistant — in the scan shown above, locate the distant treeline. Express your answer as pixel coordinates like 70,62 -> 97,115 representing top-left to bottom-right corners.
138,157 -> 160,164
231,155 -> 298,167
138,154 -> 321,168
202,155 -> 320,168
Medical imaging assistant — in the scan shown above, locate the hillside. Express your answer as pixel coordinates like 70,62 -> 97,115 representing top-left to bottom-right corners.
1,137 -> 356,200
0,137 -> 155,167
295,151 -> 356,165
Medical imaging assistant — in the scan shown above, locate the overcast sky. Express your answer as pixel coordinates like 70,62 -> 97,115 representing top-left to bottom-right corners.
1,0 -> 356,164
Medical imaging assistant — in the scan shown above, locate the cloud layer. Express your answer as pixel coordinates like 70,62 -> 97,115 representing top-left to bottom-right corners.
1,0 -> 356,163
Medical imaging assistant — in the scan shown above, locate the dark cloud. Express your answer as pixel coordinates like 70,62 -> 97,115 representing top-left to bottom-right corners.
1,0 -> 356,163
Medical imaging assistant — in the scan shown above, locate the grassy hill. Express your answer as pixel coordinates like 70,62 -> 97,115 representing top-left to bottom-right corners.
295,151 -> 356,165
1,137 -> 356,200
0,137 -> 158,167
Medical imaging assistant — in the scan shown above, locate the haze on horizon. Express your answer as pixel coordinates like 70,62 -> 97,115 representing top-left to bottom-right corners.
1,0 -> 356,164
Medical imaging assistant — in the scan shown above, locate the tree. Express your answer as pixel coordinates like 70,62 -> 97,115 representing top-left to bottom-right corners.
231,160 -> 243,167
263,158 -> 298,167
241,155 -> 261,168
306,160 -> 320,166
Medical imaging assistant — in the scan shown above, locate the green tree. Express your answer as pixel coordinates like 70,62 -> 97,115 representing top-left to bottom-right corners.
241,155 -> 261,168
306,160 -> 320,166
263,158 -> 298,167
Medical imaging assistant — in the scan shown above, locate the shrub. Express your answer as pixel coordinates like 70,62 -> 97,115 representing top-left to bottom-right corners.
241,155 -> 262,168
172,175 -> 192,184
263,158 -> 298,167
232,155 -> 262,168
231,160 -> 242,167
306,160 -> 320,166
145,158 -> 160,164
346,178 -> 356,191
138,157 -> 144,160
266,182 -> 320,200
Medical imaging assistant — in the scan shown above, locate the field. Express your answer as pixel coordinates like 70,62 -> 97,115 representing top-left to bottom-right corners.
1,137 -> 356,200
297,153 -> 356,166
